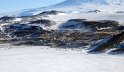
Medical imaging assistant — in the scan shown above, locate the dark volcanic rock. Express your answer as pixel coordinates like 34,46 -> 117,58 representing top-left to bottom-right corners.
116,11 -> 124,13
29,19 -> 56,27
3,24 -> 45,38
109,48 -> 124,55
117,26 -> 124,30
59,19 -> 119,31
88,32 -> 124,54
115,41 -> 124,48
39,10 -> 64,15
0,16 -> 15,23
87,10 -> 101,13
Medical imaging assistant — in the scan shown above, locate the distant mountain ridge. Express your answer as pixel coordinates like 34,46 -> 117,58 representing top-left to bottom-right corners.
1,0 -> 124,17
55,0 -> 108,6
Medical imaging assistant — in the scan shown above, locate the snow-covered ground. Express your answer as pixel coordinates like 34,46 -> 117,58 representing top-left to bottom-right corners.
48,13 -> 124,23
0,44 -> 124,72
43,13 -> 124,30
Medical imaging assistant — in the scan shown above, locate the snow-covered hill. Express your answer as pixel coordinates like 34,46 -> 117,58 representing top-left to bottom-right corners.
52,0 -> 124,13
1,0 -> 124,17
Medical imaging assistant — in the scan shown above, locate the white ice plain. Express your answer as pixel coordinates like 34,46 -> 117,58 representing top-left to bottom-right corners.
0,44 -> 124,72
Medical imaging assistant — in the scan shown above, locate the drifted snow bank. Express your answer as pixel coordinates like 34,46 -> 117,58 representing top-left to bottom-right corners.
0,44 -> 124,72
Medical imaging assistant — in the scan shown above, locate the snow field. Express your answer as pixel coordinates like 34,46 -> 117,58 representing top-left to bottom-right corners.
0,44 -> 124,72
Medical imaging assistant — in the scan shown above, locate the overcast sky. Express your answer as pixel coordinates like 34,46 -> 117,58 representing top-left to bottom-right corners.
0,0 -> 65,13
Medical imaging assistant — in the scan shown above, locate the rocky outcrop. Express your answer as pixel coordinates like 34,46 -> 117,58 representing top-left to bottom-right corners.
109,48 -> 124,55
29,19 -> 56,27
88,32 -> 124,53
0,10 -> 60,25
2,24 -> 45,38
59,19 -> 119,31
87,10 -> 101,13
117,26 -> 124,30
0,16 -> 15,23
39,10 -> 64,16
